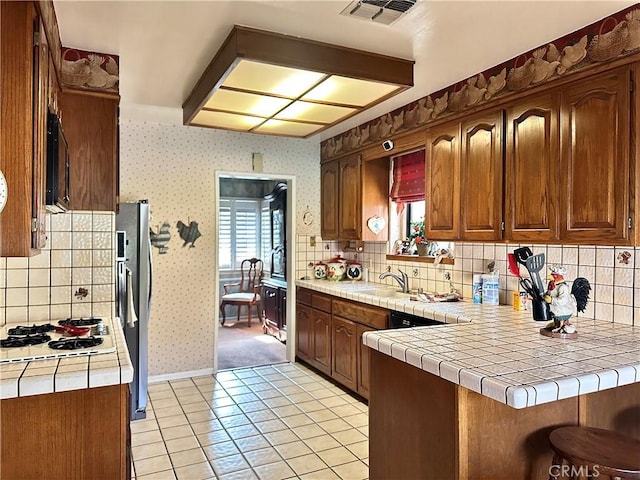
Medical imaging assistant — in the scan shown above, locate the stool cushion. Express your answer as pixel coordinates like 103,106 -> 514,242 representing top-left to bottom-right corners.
550,426 -> 640,478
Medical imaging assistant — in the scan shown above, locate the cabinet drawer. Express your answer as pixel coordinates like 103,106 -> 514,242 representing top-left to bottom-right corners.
312,293 -> 332,314
297,287 -> 312,307
332,299 -> 388,329
296,288 -> 332,313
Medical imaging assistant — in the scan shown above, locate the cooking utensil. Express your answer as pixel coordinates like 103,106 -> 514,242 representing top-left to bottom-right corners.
508,253 -> 540,299
513,247 -> 533,266
55,325 -> 90,336
525,253 -> 546,296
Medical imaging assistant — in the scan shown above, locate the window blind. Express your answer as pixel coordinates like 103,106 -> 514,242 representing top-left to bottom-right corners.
389,149 -> 426,209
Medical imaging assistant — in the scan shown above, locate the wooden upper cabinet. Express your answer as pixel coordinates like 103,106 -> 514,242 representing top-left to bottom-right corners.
0,2 -> 47,256
338,155 -> 362,239
320,160 -> 339,239
426,123 -> 460,239
505,92 -> 560,243
459,109 -> 504,241
560,67 -> 631,244
60,90 -> 119,211
320,154 -> 388,241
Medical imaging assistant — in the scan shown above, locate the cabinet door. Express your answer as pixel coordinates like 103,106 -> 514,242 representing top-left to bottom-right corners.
279,288 -> 287,330
356,324 -> 374,400
321,161 -> 339,239
0,2 -> 44,256
312,310 -> 332,376
60,91 -> 119,211
460,109 -> 504,241
338,156 -> 362,240
31,15 -> 49,250
332,316 -> 357,391
263,286 -> 278,326
295,303 -> 313,362
505,92 -> 560,242
560,68 -> 631,243
426,122 -> 460,239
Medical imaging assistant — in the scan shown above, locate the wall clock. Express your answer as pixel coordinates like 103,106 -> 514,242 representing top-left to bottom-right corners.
0,170 -> 7,213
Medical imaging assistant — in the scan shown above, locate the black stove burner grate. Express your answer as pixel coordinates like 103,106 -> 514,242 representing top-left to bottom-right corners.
48,336 -> 103,350
1,334 -> 52,348
58,317 -> 103,327
7,324 -> 55,335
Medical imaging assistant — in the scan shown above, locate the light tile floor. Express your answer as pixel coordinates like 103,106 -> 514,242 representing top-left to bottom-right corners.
131,362 -> 369,480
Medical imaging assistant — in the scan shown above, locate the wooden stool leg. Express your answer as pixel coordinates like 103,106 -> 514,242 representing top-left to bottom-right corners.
549,454 -> 563,480
220,303 -> 226,325
247,306 -> 252,327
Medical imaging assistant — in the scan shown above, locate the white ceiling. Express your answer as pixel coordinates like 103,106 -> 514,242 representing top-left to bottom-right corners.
54,0 -> 637,141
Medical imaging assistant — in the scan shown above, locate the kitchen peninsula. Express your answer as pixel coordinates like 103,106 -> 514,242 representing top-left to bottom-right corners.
296,279 -> 640,479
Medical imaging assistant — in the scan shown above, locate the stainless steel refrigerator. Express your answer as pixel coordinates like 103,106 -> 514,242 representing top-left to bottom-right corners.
116,200 -> 152,420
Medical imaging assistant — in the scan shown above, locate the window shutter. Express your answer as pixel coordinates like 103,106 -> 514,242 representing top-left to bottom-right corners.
235,200 -> 260,267
219,201 -> 232,269
389,150 -> 426,206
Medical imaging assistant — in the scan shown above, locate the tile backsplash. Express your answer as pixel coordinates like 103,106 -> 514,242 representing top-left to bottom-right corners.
296,235 -> 638,326
0,211 -> 116,325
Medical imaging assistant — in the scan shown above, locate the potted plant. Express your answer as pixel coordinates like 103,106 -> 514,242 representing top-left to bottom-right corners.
409,218 -> 429,256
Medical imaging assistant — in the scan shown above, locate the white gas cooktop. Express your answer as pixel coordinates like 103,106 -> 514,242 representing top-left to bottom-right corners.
0,317 -> 116,364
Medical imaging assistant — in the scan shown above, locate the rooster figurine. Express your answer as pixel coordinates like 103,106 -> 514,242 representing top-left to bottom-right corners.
543,265 -> 591,336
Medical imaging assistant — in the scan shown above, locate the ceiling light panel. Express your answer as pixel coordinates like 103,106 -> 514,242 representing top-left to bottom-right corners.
254,119 -> 324,137
183,26 -> 414,138
191,110 -> 264,130
303,76 -> 401,107
275,101 -> 356,124
204,89 -> 289,117
222,60 -> 325,98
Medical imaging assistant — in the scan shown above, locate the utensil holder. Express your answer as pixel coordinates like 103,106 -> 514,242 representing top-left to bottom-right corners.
531,299 -> 551,322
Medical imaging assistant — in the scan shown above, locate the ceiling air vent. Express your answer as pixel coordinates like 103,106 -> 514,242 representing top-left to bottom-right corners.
341,0 -> 417,25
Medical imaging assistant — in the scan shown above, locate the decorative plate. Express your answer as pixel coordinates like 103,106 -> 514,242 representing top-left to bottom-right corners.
303,209 -> 314,226
0,170 -> 7,213
367,215 -> 385,235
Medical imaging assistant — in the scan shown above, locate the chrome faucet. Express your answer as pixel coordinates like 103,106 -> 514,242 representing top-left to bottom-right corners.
379,268 -> 410,293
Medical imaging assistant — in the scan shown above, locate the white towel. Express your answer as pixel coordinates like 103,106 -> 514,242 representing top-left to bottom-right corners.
126,268 -> 138,327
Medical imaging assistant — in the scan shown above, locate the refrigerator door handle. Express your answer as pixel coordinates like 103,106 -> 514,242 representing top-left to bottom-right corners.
147,240 -> 153,319
126,268 -> 138,327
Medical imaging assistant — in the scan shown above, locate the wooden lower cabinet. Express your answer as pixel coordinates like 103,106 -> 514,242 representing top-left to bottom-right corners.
296,288 -> 388,399
332,316 -> 358,391
1,384 -> 130,480
356,324 -> 374,399
295,303 -> 313,362
295,300 -> 331,376
312,310 -> 332,375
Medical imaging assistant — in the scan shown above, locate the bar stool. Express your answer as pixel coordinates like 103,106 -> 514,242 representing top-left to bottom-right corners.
548,426 -> 640,480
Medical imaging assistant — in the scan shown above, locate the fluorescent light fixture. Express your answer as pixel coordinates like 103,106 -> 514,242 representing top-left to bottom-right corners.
183,26 -> 414,138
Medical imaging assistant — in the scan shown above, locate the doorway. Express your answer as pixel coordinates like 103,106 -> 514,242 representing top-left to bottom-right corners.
214,172 -> 295,372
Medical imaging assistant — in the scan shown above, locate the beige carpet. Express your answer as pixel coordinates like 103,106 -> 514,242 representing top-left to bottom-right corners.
217,319 -> 286,370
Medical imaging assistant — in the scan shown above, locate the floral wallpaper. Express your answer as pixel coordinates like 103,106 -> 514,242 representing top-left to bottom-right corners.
119,119 -> 319,377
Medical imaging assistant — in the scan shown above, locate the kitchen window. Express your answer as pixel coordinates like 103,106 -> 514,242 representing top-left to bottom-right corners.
219,198 -> 264,270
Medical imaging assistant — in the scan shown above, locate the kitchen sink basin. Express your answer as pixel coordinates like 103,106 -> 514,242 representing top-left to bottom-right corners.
357,288 -> 409,298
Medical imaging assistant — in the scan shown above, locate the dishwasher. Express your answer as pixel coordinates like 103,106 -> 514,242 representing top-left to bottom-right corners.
389,310 -> 444,328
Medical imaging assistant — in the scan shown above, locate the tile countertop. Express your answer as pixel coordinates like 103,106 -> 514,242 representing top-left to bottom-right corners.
296,279 -> 640,409
0,318 -> 134,400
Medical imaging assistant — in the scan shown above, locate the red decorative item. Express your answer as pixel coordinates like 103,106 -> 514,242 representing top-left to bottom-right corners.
61,47 -> 119,93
